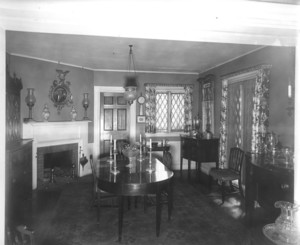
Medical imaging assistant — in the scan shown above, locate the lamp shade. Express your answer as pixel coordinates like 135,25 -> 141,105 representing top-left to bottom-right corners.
124,75 -> 138,104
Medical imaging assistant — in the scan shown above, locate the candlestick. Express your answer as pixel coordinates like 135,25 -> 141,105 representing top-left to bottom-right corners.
288,84 -> 292,99
146,147 -> 154,172
111,153 -> 119,175
107,138 -> 114,163
150,138 -> 152,149
114,139 -> 117,152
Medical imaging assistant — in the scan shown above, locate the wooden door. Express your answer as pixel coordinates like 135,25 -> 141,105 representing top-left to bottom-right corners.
100,93 -> 129,156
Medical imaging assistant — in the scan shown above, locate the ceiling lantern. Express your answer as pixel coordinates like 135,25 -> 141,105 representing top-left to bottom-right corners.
124,45 -> 138,105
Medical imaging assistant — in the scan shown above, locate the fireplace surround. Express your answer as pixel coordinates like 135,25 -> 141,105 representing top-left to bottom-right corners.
23,121 -> 91,189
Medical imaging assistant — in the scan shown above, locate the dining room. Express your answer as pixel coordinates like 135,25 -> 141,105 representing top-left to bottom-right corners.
2,1 -> 300,244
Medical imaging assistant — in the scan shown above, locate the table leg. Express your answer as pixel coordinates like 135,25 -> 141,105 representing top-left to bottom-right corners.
188,160 -> 191,180
156,187 -> 162,237
167,178 -> 173,221
180,157 -> 183,177
118,196 -> 124,242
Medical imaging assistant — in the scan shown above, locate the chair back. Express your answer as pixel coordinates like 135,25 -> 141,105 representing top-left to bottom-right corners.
90,155 -> 98,193
162,151 -> 172,170
228,147 -> 244,174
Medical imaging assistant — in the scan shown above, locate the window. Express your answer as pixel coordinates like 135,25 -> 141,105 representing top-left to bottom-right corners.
155,90 -> 185,133
145,84 -> 193,134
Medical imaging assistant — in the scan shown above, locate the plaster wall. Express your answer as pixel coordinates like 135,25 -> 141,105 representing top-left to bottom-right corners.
8,55 -> 95,142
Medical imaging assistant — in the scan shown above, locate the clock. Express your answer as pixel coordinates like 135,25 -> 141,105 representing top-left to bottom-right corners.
137,95 -> 145,104
137,95 -> 145,115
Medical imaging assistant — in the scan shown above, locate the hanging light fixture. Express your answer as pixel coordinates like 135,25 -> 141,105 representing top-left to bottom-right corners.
124,45 -> 138,105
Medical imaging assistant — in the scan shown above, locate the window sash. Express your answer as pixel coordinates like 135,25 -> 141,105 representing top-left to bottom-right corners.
156,91 -> 184,133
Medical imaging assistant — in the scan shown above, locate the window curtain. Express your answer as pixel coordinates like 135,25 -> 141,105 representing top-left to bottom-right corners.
219,65 -> 271,168
184,85 -> 193,132
145,84 -> 157,133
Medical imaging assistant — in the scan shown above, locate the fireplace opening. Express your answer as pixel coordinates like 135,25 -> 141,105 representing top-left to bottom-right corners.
44,150 -> 72,170
44,150 -> 74,179
37,143 -> 78,188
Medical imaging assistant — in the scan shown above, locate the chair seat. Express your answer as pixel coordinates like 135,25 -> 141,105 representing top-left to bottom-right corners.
210,168 -> 239,182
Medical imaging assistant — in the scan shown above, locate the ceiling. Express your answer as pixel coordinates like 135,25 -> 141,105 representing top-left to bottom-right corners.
6,31 -> 264,74
3,1 -> 299,75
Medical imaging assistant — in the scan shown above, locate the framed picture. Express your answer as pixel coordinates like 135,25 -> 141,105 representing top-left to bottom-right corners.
137,115 -> 146,123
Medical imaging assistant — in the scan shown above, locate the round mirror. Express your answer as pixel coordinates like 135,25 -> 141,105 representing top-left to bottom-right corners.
49,70 -> 73,113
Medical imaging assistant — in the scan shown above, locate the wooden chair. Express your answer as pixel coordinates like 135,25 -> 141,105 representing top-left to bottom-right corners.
209,147 -> 244,204
6,225 -> 35,245
89,155 -> 118,223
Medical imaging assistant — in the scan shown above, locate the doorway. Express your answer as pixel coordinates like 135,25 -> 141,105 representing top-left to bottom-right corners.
100,92 -> 130,155
93,86 -> 136,161
226,79 -> 255,158
219,65 -> 271,168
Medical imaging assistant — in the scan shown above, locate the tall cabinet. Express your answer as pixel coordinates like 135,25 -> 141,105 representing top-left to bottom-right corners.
6,68 -> 33,226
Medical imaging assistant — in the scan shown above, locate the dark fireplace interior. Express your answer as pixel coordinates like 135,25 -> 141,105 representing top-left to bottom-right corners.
37,143 -> 78,188
44,150 -> 72,170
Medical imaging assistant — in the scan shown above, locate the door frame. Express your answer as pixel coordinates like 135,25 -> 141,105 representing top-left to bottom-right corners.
93,86 -> 136,161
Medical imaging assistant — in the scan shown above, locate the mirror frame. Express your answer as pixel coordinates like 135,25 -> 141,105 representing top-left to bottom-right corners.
49,70 -> 73,113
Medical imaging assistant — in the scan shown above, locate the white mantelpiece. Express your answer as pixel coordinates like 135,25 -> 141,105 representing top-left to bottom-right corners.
23,121 -> 91,189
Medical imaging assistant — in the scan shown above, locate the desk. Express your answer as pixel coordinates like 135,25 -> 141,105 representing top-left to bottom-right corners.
180,135 -> 219,179
97,155 -> 174,242
245,153 -> 294,225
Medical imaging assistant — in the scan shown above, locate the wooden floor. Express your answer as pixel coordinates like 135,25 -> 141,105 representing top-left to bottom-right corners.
10,169 -> 276,245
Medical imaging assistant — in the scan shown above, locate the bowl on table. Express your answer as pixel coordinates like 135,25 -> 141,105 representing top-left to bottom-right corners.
122,145 -> 140,160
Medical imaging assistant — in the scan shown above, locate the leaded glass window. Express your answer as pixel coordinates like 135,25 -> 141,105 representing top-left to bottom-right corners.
155,91 -> 185,132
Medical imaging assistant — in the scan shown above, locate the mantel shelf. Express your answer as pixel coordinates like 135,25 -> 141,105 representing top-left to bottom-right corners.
24,120 -> 92,126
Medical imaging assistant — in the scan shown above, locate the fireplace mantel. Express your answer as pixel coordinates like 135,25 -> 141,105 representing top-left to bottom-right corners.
23,120 -> 91,189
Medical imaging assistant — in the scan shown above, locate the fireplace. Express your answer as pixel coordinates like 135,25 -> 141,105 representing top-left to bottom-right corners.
37,143 -> 78,185
22,121 -> 91,189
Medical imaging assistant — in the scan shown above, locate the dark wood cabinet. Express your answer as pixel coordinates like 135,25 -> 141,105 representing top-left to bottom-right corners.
6,140 -> 33,224
245,153 -> 294,225
180,135 -> 219,179
6,68 -> 33,226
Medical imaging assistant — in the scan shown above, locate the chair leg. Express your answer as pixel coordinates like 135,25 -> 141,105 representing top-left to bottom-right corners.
96,193 -> 100,223
143,195 -> 148,213
209,175 -> 213,192
229,181 -> 235,192
221,181 -> 225,204
238,178 -> 244,198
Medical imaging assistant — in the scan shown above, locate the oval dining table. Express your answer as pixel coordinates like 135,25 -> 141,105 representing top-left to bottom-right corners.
97,153 -> 174,242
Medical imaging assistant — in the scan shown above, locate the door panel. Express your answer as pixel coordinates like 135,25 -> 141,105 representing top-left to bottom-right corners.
104,109 -> 113,131
117,109 -> 127,130
100,93 -> 129,155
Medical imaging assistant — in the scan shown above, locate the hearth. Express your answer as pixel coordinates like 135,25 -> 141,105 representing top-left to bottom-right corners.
37,143 -> 78,187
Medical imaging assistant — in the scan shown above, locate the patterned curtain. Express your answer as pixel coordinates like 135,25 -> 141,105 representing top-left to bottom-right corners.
145,84 -> 157,133
219,80 -> 228,168
184,85 -> 193,132
251,68 -> 271,153
219,65 -> 271,168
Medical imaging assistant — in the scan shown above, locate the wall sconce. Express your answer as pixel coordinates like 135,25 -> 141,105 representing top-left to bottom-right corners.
287,79 -> 294,117
124,45 -> 138,105
82,93 -> 89,120
24,88 -> 36,122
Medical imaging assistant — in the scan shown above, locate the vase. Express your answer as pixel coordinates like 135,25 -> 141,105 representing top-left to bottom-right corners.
70,106 -> 77,121
42,104 -> 50,121
274,201 -> 299,243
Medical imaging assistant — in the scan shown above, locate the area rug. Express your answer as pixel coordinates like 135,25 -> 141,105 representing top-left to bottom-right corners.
35,176 -> 252,245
